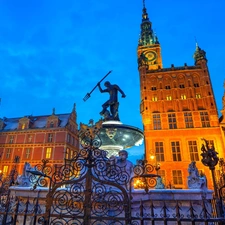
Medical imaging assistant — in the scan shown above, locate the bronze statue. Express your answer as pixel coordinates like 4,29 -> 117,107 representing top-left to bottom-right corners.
201,139 -> 219,169
98,81 -> 126,121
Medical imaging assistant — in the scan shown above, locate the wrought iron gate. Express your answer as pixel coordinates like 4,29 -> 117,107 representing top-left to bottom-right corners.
0,124 -> 225,224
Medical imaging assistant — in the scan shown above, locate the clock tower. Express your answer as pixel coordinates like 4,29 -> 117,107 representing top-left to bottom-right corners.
137,1 -> 225,189
137,2 -> 162,70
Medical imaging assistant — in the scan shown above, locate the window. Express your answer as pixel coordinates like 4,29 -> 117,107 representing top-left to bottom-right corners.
66,148 -> 70,160
3,166 -> 8,174
22,123 -> 25,130
48,133 -> 53,142
166,96 -> 172,100
9,136 -> 14,144
179,84 -> 185,88
152,96 -> 158,102
196,94 -> 201,99
188,141 -> 199,161
72,136 -> 75,146
28,135 -> 33,143
200,111 -> 210,127
171,141 -> 181,161
194,83 -> 199,87
165,85 -> 171,89
46,148 -> 52,158
6,149 -> 11,159
67,134 -> 71,143
172,170 -> 183,185
155,142 -> 164,161
153,114 -> 161,130
158,170 -> 166,184
50,121 -> 54,128
70,149 -> 74,159
181,94 -> 186,100
151,86 -> 157,91
168,113 -> 177,129
184,112 -> 193,128
25,148 -> 31,159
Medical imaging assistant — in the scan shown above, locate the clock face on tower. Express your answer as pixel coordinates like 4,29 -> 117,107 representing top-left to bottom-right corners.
144,51 -> 157,62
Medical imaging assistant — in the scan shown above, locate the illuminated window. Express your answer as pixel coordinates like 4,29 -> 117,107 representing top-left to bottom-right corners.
188,141 -> 199,161
155,142 -> 164,161
3,166 -> 8,174
152,96 -> 158,102
22,123 -> 26,129
200,111 -> 210,127
48,133 -> 53,142
28,135 -> 33,143
168,113 -> 177,129
171,141 -> 181,161
184,112 -> 193,128
153,114 -> 161,130
166,96 -> 172,100
66,148 -> 70,160
172,170 -> 183,185
66,148 -> 73,160
6,149 -> 11,159
25,148 -> 31,159
46,148 -> 52,158
196,94 -> 201,99
9,136 -> 14,144
70,149 -> 73,159
181,94 -> 186,100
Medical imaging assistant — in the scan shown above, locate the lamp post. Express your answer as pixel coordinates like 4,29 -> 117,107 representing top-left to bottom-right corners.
150,151 -> 160,175
200,138 -> 219,197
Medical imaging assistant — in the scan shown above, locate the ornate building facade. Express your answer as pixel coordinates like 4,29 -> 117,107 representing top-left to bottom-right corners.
137,4 -> 225,189
0,105 -> 79,177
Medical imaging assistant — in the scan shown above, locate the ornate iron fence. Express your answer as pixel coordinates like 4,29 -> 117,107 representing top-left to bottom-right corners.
0,124 -> 225,224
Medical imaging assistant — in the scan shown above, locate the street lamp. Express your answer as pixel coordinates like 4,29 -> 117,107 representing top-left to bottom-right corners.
150,151 -> 160,175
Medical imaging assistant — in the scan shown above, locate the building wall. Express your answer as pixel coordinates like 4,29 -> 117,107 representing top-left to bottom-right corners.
137,6 -> 225,189
0,111 -> 80,177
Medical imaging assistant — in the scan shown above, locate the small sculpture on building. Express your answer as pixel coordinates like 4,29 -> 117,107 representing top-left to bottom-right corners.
187,161 -> 207,189
98,81 -> 126,121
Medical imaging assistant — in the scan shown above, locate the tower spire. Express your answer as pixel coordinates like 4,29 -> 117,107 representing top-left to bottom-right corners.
139,0 -> 159,46
193,39 -> 207,65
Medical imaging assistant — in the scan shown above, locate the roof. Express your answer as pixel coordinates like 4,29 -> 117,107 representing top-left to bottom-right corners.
0,113 -> 71,131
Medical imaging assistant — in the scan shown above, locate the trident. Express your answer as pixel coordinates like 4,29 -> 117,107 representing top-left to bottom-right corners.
83,70 -> 112,101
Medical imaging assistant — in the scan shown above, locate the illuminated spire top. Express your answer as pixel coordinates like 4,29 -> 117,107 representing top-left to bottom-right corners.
193,41 -> 207,64
139,0 -> 159,46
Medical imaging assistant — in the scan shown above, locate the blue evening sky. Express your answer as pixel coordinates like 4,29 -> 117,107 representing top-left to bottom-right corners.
0,0 -> 224,162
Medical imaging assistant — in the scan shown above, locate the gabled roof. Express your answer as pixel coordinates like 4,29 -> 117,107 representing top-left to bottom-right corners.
0,113 -> 71,131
